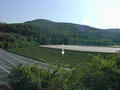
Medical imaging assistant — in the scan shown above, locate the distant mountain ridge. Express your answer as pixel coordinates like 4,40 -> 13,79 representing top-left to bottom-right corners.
0,19 -> 120,48
24,19 -> 101,34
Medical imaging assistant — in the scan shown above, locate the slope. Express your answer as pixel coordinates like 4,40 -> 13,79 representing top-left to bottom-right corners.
0,19 -> 120,49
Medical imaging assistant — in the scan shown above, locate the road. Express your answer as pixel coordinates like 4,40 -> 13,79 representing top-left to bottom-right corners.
40,45 -> 120,53
0,48 -> 50,84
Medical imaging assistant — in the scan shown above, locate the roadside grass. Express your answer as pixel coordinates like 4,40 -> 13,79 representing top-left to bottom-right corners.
0,70 -> 8,84
8,47 -> 113,68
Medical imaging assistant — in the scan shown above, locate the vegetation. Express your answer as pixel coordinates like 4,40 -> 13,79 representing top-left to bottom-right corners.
1,54 -> 119,90
9,47 -> 115,68
1,19 -> 120,49
0,84 -> 9,90
1,19 -> 120,90
0,32 -> 36,49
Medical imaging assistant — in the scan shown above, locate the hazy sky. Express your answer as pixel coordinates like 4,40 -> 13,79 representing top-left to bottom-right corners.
0,0 -> 120,29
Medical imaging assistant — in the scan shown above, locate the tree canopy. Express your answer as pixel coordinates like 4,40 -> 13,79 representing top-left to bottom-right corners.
1,19 -> 120,49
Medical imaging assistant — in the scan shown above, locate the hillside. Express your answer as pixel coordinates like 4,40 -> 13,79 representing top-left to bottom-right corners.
0,19 -> 120,48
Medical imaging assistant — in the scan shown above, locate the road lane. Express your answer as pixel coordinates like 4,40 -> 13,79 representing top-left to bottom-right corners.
0,48 -> 50,84
0,48 -> 49,70
0,66 -> 10,74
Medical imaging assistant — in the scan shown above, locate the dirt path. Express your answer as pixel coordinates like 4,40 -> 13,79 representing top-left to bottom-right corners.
40,45 -> 120,53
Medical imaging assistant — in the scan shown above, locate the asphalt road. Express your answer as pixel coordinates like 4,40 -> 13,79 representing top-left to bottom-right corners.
0,48 -> 50,84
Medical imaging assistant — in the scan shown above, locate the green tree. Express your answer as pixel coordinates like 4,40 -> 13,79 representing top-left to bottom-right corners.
8,64 -> 68,90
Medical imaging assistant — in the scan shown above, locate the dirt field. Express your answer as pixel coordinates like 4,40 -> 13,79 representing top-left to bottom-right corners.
40,45 -> 120,53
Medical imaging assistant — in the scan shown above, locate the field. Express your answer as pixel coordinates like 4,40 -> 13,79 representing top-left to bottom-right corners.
41,45 -> 120,53
8,47 -> 114,68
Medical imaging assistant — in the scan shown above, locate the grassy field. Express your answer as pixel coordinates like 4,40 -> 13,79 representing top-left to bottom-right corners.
8,47 -> 114,68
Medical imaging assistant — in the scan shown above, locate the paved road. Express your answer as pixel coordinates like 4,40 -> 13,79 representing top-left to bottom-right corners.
0,48 -> 50,84
41,45 -> 120,53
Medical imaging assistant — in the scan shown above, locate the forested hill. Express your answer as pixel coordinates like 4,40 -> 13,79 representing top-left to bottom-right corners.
0,19 -> 120,48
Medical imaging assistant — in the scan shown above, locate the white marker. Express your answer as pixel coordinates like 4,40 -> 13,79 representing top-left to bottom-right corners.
62,44 -> 64,55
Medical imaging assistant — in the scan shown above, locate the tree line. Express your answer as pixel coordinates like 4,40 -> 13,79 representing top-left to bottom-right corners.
1,19 -> 120,49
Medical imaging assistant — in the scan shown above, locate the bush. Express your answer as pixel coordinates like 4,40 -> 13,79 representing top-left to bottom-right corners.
8,42 -> 17,48
0,42 -> 4,48
8,55 -> 120,90
8,64 -> 68,90
0,84 -> 9,90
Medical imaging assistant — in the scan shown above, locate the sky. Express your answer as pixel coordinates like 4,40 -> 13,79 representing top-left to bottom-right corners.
0,0 -> 120,29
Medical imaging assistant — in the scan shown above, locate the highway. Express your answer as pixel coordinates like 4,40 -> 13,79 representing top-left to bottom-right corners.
0,48 -> 50,84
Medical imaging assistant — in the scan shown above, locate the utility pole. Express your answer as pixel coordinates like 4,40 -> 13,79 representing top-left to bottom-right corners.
62,44 -> 64,55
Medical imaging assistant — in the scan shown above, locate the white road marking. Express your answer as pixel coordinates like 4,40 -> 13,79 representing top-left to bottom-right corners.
0,48 -> 49,70
0,66 -> 10,73
0,54 -> 16,66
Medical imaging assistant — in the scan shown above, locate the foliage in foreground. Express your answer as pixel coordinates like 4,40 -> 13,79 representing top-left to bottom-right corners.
8,64 -> 68,90
6,55 -> 120,90
0,84 -> 9,90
